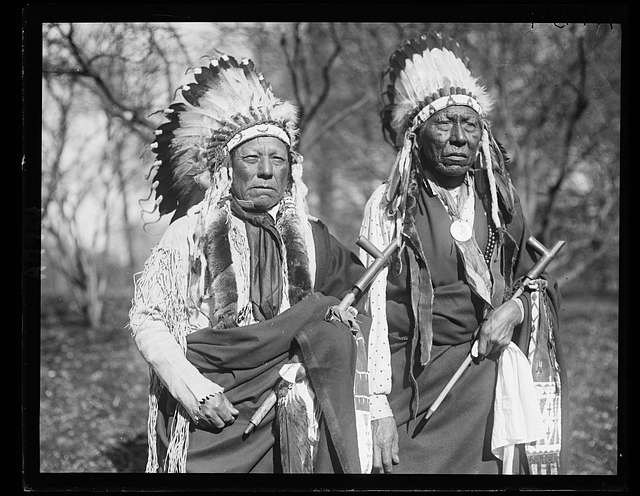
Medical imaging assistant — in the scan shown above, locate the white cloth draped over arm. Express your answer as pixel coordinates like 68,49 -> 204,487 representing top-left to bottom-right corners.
129,215 -> 224,422
491,342 -> 545,474
359,185 -> 395,420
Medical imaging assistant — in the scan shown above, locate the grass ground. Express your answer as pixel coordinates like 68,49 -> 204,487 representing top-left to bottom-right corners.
37,290 -> 618,474
560,291 -> 618,475
39,294 -> 149,472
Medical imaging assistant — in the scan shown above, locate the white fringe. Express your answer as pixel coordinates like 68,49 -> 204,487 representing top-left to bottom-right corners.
133,162 -> 322,472
130,246 -> 192,472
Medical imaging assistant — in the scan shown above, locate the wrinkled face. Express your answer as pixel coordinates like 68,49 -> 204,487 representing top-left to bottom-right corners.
230,136 -> 291,211
417,105 -> 483,179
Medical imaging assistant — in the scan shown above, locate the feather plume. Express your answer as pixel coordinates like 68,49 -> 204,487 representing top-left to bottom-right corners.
277,381 -> 315,473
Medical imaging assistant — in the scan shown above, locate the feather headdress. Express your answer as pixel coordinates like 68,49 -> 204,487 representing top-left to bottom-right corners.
379,33 -> 504,234
381,33 -> 493,147
142,55 -> 302,220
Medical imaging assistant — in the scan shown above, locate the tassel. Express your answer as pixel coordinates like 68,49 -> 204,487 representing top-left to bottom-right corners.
277,380 -> 315,473
145,370 -> 160,472
130,246 -> 192,472
482,125 -> 502,229
164,405 -> 190,472
385,128 -> 415,226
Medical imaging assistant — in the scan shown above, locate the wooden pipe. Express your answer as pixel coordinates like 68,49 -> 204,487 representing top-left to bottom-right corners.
337,236 -> 401,312
246,235 -> 402,435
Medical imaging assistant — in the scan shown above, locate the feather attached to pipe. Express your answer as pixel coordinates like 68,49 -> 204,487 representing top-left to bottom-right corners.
277,380 -> 314,473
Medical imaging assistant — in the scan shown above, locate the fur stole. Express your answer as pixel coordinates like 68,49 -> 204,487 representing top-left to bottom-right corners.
202,197 -> 314,329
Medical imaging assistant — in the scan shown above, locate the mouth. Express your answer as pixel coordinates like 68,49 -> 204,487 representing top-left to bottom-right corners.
250,185 -> 276,192
441,154 -> 470,165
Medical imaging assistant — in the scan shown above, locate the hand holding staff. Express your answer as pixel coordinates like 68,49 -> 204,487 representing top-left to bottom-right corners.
421,236 -> 566,424
243,235 -> 402,436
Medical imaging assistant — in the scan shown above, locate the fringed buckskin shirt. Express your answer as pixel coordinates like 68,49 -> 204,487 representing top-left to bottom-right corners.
130,200 -> 365,422
129,198 -> 368,472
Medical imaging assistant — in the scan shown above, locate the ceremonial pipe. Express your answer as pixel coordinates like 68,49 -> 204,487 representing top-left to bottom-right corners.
422,236 -> 566,423
244,391 -> 278,436
244,358 -> 307,436
243,235 -> 401,436
337,236 -> 402,312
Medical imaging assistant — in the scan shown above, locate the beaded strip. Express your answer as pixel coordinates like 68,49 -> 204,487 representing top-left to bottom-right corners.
483,221 -> 496,266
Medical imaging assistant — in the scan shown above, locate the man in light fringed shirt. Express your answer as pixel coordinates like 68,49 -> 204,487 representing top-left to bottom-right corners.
129,54 -> 371,474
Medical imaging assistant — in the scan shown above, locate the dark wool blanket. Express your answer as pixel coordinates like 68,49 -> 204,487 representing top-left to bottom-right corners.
155,293 -> 368,473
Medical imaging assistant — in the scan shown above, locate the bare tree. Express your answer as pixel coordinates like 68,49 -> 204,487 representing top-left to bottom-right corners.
42,175 -> 108,328
473,23 -> 619,287
41,22 -> 196,325
279,22 -> 343,140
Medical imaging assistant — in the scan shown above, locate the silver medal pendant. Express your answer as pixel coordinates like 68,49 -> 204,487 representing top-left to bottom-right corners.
450,219 -> 472,242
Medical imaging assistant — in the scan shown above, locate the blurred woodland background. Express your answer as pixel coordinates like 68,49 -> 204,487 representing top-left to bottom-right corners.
38,22 -> 620,474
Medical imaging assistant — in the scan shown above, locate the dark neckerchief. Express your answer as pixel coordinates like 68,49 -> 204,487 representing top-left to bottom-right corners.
230,196 -> 283,322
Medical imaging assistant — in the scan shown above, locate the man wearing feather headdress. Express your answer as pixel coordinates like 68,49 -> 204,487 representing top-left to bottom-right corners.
359,34 -> 566,474
129,55 -> 371,473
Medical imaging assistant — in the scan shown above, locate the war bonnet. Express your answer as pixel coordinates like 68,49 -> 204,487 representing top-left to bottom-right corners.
143,54 -> 304,221
380,33 -> 508,231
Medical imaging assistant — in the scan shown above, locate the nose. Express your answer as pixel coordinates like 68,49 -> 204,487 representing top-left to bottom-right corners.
450,121 -> 467,147
257,156 -> 274,178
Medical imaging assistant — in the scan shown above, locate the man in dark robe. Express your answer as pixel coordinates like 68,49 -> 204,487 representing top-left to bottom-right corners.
359,34 -> 566,474
129,54 -> 369,473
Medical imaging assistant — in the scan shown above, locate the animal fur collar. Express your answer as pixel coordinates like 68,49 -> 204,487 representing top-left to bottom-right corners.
203,198 -> 313,328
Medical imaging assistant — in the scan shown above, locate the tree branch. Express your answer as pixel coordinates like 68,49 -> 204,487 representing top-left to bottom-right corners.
300,23 -> 342,134
164,24 -> 194,68
147,26 -> 175,105
558,233 -> 618,288
304,94 -> 372,151
297,23 -> 312,100
538,32 -> 589,242
42,79 -> 75,219
280,26 -> 304,117
54,24 -> 155,138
